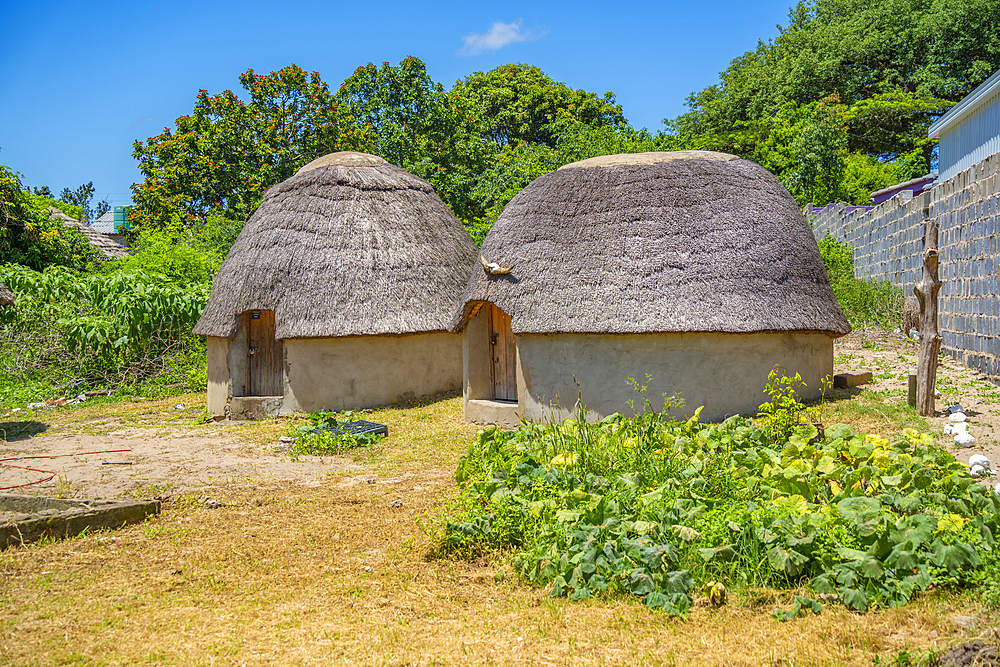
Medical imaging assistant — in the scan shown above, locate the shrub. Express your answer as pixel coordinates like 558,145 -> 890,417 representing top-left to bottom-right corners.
0,263 -> 209,404
442,391 -> 999,615
0,166 -> 102,270
818,235 -> 903,328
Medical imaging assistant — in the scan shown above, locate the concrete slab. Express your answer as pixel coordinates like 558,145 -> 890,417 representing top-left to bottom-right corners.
466,399 -> 520,429
229,396 -> 282,420
1,494 -> 160,549
834,371 -> 874,388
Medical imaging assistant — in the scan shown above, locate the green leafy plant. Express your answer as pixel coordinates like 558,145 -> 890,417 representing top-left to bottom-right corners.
0,263 -> 209,404
773,595 -> 822,621
756,366 -> 815,446
286,410 -> 386,459
442,391 -> 1000,616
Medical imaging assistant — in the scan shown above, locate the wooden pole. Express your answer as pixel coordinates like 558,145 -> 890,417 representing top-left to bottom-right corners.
914,211 -> 941,416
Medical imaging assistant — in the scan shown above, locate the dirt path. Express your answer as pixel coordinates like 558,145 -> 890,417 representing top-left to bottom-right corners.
0,420 -> 370,499
834,327 -> 1000,476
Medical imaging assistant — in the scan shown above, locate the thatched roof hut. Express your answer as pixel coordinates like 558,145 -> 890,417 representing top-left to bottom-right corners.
0,281 -> 14,307
454,150 -> 849,426
195,151 -> 476,340
48,207 -> 129,259
195,151 -> 478,419
456,151 -> 848,336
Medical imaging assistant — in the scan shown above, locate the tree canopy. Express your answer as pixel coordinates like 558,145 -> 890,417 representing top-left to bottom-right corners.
128,2 -> 1000,240
130,65 -> 365,228
129,59 -> 634,239
667,0 -> 1000,205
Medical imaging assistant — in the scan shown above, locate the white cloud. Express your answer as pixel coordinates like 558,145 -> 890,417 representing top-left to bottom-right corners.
458,20 -> 543,56
129,115 -> 153,131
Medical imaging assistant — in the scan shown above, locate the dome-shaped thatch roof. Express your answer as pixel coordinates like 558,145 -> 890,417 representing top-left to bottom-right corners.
455,150 -> 850,336
194,152 -> 478,339
0,281 -> 14,307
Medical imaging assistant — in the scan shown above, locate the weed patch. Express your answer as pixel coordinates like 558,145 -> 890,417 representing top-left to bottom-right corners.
443,397 -> 1000,616
285,410 -> 387,460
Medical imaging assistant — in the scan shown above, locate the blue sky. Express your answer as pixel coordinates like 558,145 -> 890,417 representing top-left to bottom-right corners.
0,0 -> 794,209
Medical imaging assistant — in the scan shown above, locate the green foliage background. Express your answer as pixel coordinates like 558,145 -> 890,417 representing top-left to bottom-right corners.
818,235 -> 904,329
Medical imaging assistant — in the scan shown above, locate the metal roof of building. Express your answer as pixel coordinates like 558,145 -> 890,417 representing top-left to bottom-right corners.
929,69 -> 1000,139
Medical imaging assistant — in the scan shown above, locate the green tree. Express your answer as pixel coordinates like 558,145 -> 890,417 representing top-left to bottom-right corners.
449,63 -> 627,150
131,65 -> 363,228
59,181 -> 110,223
335,57 -> 453,168
443,64 -> 630,226
668,0 -> 997,194
0,166 -> 101,270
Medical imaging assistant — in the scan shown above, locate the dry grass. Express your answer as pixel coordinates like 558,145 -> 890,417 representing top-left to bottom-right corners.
1,392 -> 997,665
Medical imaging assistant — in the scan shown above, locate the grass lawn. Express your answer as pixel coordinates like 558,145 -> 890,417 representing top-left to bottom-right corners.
1,386 -> 997,666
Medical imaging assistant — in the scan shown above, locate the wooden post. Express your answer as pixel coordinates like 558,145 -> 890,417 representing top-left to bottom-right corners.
914,211 -> 941,416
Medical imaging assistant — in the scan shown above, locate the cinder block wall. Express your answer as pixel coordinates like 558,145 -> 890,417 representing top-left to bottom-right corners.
934,154 -> 1000,378
810,195 -> 927,289
809,154 -> 1000,383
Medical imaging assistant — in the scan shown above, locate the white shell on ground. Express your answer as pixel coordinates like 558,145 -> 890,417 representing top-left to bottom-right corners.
969,454 -> 991,469
948,412 -> 968,423
955,432 -> 976,446
944,424 -> 955,435
970,464 -> 987,477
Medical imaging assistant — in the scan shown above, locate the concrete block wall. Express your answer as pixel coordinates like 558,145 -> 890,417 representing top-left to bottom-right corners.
933,154 -> 1000,378
808,154 -> 1000,383
809,194 -> 927,291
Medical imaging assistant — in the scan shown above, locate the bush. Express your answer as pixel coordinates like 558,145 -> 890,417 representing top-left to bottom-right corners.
112,213 -> 244,285
442,391 -> 999,615
0,166 -> 102,270
0,263 -> 209,404
818,235 -> 903,328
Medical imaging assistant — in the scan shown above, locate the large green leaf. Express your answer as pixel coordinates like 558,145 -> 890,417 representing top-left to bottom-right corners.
767,545 -> 810,576
626,569 -> 655,596
929,539 -> 981,574
839,586 -> 868,612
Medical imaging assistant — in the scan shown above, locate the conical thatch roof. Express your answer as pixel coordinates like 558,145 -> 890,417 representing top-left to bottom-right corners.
455,150 -> 850,336
0,281 -> 14,307
193,152 -> 478,340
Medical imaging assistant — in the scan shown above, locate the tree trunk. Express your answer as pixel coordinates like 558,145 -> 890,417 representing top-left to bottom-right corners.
914,212 -> 941,416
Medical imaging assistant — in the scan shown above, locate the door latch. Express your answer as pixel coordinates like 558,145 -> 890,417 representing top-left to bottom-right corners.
490,332 -> 498,346
249,346 -> 257,355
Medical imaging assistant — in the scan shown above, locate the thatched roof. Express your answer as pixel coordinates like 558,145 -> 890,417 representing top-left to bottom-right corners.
193,152 -> 478,340
49,207 -> 129,259
454,150 -> 850,336
0,281 -> 14,307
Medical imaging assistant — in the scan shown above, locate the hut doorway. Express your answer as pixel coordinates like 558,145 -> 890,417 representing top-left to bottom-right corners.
488,304 -> 516,401
247,309 -> 283,396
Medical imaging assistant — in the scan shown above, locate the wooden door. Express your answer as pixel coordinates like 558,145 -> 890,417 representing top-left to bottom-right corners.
248,309 -> 283,396
489,304 -> 517,401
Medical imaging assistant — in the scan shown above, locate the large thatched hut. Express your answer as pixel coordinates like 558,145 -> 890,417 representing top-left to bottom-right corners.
194,152 -> 478,419
453,151 -> 850,426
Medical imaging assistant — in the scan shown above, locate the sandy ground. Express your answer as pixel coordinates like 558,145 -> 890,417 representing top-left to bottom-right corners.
3,331 -> 1000,500
0,422 -> 372,499
834,327 -> 1000,475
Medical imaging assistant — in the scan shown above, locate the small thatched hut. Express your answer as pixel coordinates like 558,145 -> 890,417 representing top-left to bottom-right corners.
453,151 -> 850,426
194,151 -> 478,419
0,281 -> 14,307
